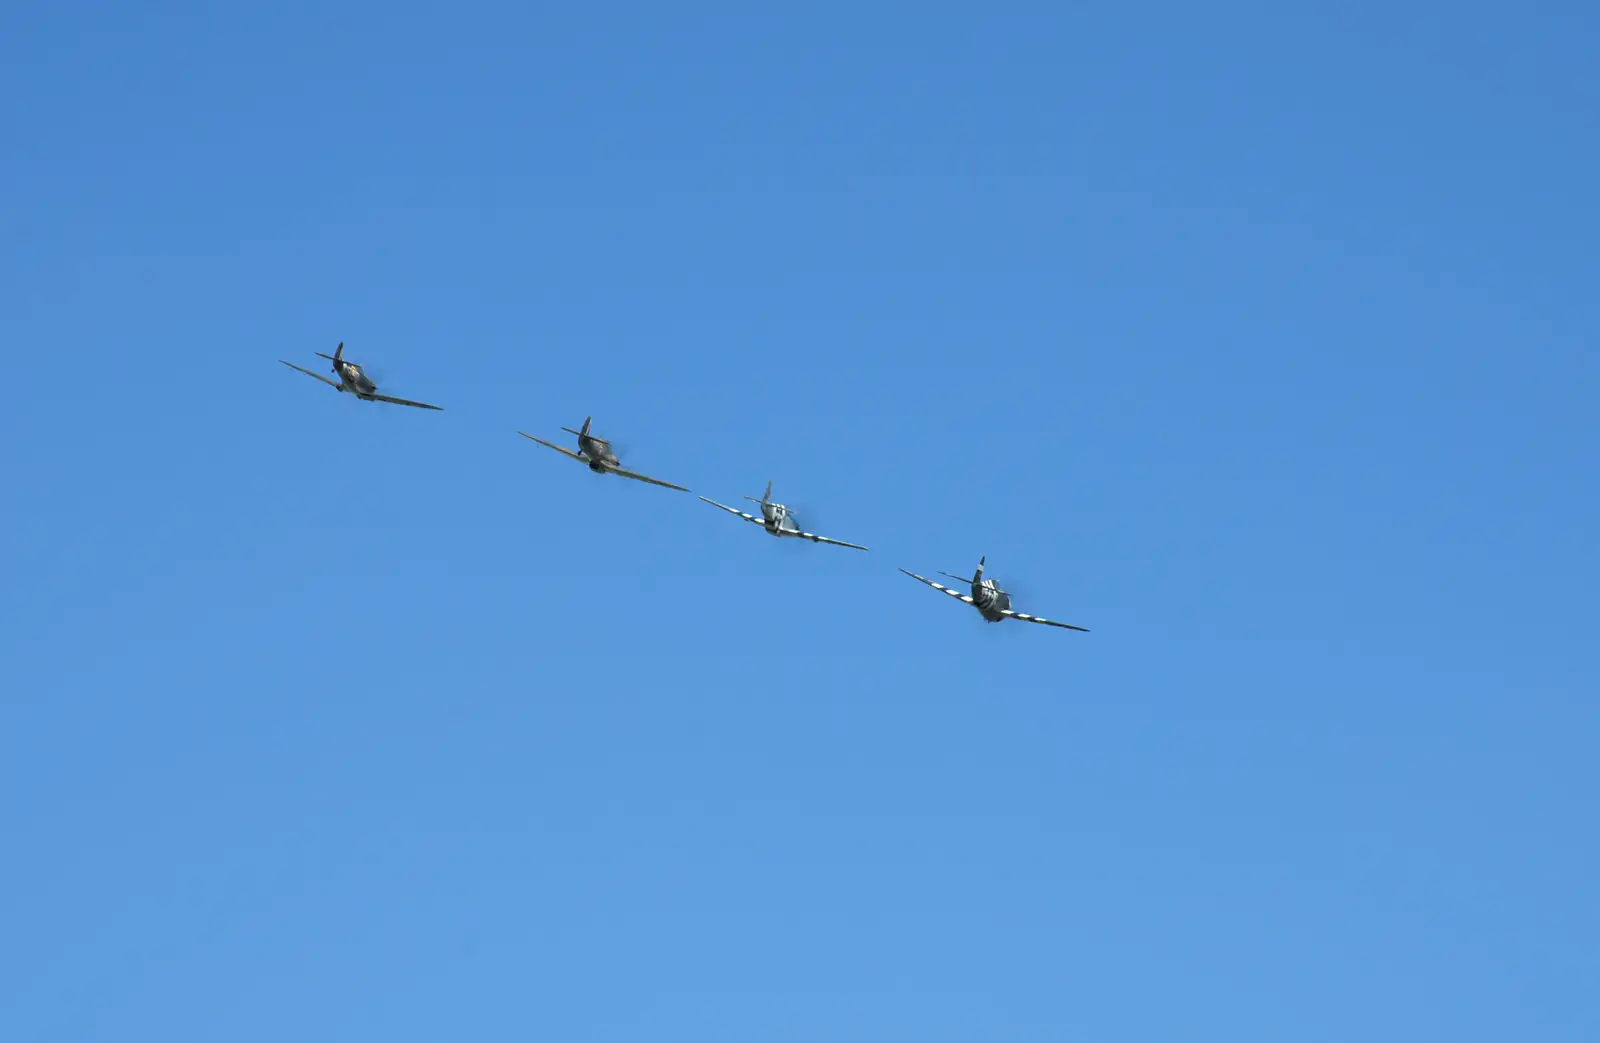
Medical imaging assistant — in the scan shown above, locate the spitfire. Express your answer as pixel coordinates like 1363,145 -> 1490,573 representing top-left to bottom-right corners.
698,481 -> 867,551
899,556 -> 1089,632
280,342 -> 443,410
518,416 -> 691,492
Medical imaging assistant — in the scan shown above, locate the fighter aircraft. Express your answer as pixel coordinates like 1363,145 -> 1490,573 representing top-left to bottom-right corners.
899,556 -> 1088,631
518,416 -> 690,491
279,343 -> 443,410
698,481 -> 868,551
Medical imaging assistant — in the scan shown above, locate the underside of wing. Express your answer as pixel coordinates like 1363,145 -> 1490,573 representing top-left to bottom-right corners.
799,531 -> 869,551
518,432 -> 586,462
370,392 -> 443,410
610,466 -> 690,492
1001,608 -> 1090,632
699,496 -> 763,525
280,360 -> 341,388
898,568 -> 975,604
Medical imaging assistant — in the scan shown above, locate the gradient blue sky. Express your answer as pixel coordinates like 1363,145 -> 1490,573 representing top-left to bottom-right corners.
3,3 -> 1596,1040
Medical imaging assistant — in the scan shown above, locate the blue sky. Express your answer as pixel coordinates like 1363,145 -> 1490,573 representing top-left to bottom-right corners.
2,3 -> 1596,1040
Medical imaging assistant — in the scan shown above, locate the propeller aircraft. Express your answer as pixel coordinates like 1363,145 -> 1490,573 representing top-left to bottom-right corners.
518,416 -> 690,492
699,481 -> 868,551
280,343 -> 443,410
899,556 -> 1088,631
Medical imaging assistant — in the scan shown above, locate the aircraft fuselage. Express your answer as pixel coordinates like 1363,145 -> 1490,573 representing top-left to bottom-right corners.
334,361 -> 378,398
578,434 -> 619,472
970,576 -> 1012,622
760,502 -> 804,537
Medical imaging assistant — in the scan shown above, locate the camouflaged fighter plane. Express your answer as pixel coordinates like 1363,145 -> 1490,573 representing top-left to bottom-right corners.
698,481 -> 867,551
518,416 -> 690,492
280,342 -> 442,411
899,556 -> 1088,631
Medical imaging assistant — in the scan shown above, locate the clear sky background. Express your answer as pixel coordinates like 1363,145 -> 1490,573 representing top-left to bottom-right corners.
2,3 -> 1596,1040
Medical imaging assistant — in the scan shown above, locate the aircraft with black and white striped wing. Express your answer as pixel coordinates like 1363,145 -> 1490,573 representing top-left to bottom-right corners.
518,415 -> 690,492
698,480 -> 868,551
899,556 -> 1088,631
279,342 -> 442,410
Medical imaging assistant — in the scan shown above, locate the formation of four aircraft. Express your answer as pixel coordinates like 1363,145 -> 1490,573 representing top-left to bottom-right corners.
282,344 -> 1089,634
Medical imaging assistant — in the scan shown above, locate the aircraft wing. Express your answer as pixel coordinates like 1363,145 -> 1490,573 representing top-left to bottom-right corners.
519,432 -> 586,462
898,568 -> 975,604
609,466 -> 690,492
370,392 -> 443,411
699,496 -> 764,525
280,360 -> 341,388
797,530 -> 868,551
1000,608 -> 1089,632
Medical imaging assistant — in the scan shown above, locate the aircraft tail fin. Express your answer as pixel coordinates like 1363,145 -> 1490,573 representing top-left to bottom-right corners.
937,556 -> 987,587
563,417 -> 610,445
972,557 -> 1010,597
